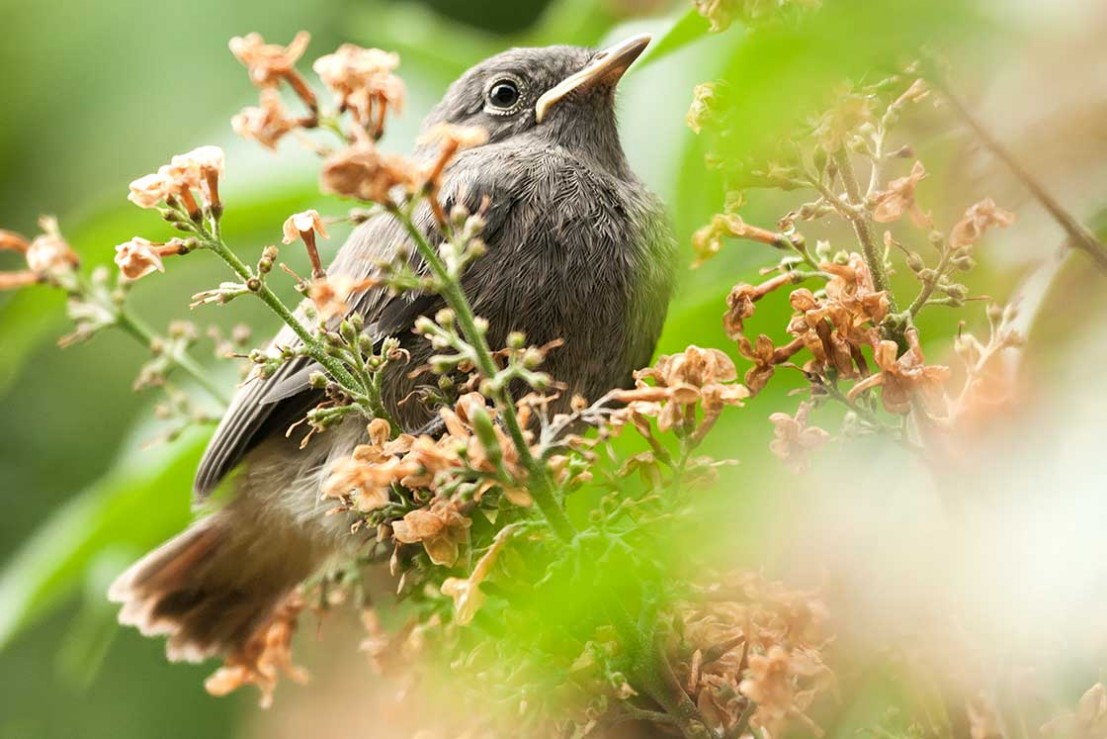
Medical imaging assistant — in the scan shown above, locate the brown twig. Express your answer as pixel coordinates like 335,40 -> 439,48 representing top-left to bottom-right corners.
936,80 -> 1107,273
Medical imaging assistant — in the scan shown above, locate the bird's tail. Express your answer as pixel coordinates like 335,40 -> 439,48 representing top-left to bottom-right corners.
108,509 -> 320,663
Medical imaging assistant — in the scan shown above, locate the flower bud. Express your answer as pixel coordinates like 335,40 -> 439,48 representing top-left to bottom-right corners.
469,403 -> 501,467
944,283 -> 968,301
953,255 -> 975,271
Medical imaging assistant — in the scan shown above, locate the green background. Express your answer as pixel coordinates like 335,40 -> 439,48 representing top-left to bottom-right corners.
2,0 -> 1103,736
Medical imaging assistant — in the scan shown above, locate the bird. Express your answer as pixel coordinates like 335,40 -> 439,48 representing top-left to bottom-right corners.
109,34 -> 677,663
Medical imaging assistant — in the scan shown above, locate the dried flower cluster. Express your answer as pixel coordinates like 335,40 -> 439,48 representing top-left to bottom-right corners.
670,573 -> 832,736
0,217 -> 79,290
204,593 -> 308,708
689,71 -> 1022,465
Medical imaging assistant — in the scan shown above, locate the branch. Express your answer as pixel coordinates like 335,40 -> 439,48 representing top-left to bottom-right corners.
935,79 -> 1107,273
115,310 -> 230,406
386,204 -> 577,544
832,150 -> 900,312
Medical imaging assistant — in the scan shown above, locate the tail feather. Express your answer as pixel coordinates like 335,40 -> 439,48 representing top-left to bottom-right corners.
109,512 -> 315,663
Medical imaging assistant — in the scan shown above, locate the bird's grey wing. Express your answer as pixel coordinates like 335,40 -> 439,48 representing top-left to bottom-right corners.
193,164 -> 515,498
193,213 -> 415,498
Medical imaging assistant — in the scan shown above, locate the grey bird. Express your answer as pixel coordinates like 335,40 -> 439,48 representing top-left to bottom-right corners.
109,34 -> 676,662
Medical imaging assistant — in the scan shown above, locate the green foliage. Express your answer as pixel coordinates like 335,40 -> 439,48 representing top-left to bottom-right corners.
0,432 -> 204,650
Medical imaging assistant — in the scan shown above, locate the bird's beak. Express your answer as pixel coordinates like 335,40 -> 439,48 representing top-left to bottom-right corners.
534,33 -> 651,123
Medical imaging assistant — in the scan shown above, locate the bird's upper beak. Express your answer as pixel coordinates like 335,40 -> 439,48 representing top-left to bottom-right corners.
534,33 -> 651,123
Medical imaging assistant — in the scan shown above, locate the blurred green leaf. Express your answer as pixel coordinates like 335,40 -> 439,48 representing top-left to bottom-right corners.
349,0 -> 495,79
524,0 -> 620,47
712,0 -> 980,164
635,8 -> 715,70
0,432 -> 204,651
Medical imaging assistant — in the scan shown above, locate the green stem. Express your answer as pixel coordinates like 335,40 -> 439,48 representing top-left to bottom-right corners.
194,230 -> 365,397
388,206 -> 577,543
833,149 -> 898,311
906,247 -> 952,319
607,601 -> 711,739
115,308 -> 230,405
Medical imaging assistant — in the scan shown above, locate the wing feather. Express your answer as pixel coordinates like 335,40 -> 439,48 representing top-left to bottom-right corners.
193,158 -> 513,498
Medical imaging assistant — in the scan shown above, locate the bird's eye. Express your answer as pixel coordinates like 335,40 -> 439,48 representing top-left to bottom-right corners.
485,77 -> 523,114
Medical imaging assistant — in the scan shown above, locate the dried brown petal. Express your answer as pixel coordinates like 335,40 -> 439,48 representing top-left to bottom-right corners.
26,217 -> 78,277
871,160 -> 927,224
232,89 -> 301,151
114,237 -> 165,281
229,31 -> 311,88
950,198 -> 1016,249
320,143 -> 421,203
281,209 -> 329,244
392,499 -> 471,567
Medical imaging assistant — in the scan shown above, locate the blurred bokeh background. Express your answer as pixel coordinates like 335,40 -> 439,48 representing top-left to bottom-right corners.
2,0 -> 1106,736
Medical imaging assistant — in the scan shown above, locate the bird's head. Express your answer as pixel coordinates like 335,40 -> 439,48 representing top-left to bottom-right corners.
421,34 -> 651,173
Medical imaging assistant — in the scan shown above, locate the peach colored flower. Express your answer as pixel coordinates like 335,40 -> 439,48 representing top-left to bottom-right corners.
231,89 -> 300,151
162,146 -> 223,188
619,346 -> 749,434
950,198 -> 1016,249
769,403 -> 830,473
738,645 -> 829,733
127,172 -> 175,209
0,229 -> 30,253
0,272 -> 39,290
228,31 -> 311,88
391,498 -> 471,567
308,273 -> 375,322
323,456 -> 394,512
642,345 -> 737,388
848,332 -> 950,415
114,237 -> 165,281
871,160 -> 927,224
313,44 -> 405,135
204,592 -> 308,708
281,209 -> 329,245
25,217 -> 78,276
672,572 -> 832,736
313,45 -> 398,94
723,272 -> 800,339
320,142 -> 421,203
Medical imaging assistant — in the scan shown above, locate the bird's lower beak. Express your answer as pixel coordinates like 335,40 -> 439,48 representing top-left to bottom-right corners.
534,33 -> 651,123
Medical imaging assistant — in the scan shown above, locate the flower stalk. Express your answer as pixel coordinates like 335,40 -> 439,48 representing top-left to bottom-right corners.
386,203 -> 577,543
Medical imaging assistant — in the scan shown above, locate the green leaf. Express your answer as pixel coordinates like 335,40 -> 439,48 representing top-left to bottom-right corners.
710,0 -> 980,165
0,430 -> 205,651
347,0 -> 497,80
524,0 -> 620,47
635,8 -> 716,70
